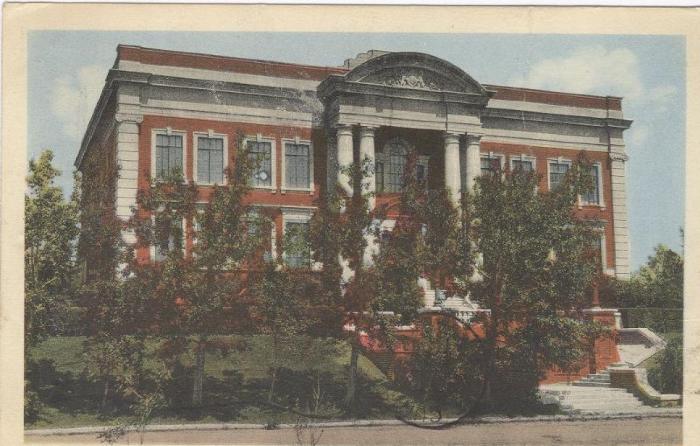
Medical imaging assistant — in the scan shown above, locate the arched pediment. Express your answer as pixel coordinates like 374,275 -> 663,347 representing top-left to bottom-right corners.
345,52 -> 488,95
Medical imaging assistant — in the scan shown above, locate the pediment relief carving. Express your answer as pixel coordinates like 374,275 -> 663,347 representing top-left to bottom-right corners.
342,52 -> 488,96
360,67 -> 471,93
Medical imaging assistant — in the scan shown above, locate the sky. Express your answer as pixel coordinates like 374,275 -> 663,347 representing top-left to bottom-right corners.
27,31 -> 685,270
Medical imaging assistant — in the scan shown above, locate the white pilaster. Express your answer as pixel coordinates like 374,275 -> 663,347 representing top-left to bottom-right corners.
465,134 -> 482,193
444,132 -> 462,206
359,126 -> 377,209
610,150 -> 630,279
336,125 -> 354,197
115,114 -> 143,245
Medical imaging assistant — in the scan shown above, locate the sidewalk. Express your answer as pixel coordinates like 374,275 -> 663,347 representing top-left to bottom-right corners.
26,408 -> 682,437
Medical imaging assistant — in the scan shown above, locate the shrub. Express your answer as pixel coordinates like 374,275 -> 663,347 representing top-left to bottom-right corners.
648,335 -> 682,394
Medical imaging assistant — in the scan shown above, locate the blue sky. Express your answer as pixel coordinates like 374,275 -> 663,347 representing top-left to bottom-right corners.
28,31 -> 685,270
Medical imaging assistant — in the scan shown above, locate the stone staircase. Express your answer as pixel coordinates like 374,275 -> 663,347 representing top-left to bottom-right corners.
540,369 -> 680,415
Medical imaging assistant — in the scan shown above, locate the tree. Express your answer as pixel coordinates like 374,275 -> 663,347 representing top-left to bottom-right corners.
461,157 -> 602,409
611,244 -> 683,332
25,150 -> 80,345
128,134 -> 264,409
25,150 -> 79,419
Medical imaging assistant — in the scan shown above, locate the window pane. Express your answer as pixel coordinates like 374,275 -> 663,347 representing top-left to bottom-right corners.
375,161 -> 384,193
387,146 -> 407,192
285,221 -> 310,268
512,159 -> 533,172
583,165 -> 600,204
197,137 -> 224,184
154,217 -> 183,261
549,162 -> 569,190
481,157 -> 501,176
155,134 -> 183,179
285,143 -> 310,189
247,141 -> 272,187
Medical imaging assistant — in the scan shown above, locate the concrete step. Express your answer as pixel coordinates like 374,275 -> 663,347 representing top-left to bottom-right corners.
571,381 -> 610,387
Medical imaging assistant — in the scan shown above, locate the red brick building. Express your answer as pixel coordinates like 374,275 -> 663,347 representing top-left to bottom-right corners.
75,45 -> 632,287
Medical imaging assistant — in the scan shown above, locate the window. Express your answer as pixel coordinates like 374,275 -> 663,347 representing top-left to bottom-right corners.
154,134 -> 184,179
153,216 -> 183,262
481,156 -> 502,176
582,164 -> 601,205
375,159 -> 384,193
548,161 -> 570,190
284,141 -> 312,189
196,136 -> 225,184
386,143 -> 408,193
511,158 -> 534,173
246,214 -> 276,263
247,140 -> 273,188
417,156 -> 430,188
284,221 -> 310,268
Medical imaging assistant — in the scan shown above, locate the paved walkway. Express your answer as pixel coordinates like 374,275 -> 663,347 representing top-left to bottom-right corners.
26,417 -> 682,445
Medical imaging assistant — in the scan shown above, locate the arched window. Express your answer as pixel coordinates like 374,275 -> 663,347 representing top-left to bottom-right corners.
385,139 -> 409,192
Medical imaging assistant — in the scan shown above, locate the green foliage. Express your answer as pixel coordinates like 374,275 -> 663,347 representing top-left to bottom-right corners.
648,335 -> 683,394
610,244 -> 683,332
454,156 -> 602,409
408,319 -> 483,417
25,150 -> 80,345
25,150 -> 80,419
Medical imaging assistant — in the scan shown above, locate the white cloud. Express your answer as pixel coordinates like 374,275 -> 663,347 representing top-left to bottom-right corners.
50,65 -> 105,138
509,46 -> 676,109
626,124 -> 650,147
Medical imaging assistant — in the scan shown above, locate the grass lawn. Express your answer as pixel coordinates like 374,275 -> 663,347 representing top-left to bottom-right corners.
26,335 -> 418,429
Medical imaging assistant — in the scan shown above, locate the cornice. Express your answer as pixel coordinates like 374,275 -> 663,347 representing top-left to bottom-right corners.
482,107 -> 633,130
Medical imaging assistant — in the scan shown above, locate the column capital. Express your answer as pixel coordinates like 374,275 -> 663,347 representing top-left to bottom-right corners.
610,151 -> 629,162
466,133 -> 483,145
443,131 -> 461,143
336,124 -> 353,135
359,125 -> 378,137
115,113 -> 144,124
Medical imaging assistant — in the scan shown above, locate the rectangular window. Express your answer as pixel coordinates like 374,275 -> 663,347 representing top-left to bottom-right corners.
376,160 -> 384,193
155,134 -> 183,179
511,159 -> 534,172
197,136 -> 224,184
246,216 -> 275,263
549,162 -> 570,190
247,140 -> 273,187
481,156 -> 501,176
583,165 -> 601,205
154,217 -> 183,262
284,221 -> 310,268
284,142 -> 311,189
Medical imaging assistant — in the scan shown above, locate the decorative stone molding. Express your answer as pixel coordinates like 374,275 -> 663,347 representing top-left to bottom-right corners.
610,151 -> 629,162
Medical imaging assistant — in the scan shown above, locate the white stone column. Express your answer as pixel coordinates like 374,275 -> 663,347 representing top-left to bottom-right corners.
444,132 -> 462,206
610,151 -> 630,279
358,126 -> 377,209
336,125 -> 354,197
465,134 -> 482,193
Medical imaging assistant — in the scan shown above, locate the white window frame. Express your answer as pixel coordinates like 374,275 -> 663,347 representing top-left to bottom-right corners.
281,207 -> 315,268
193,130 -> 228,185
243,134 -> 277,191
509,154 -> 537,173
245,208 -> 277,263
281,137 -> 314,192
546,157 -> 572,191
150,213 -> 187,262
579,161 -> 605,208
480,152 -> 506,176
151,128 -> 188,182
